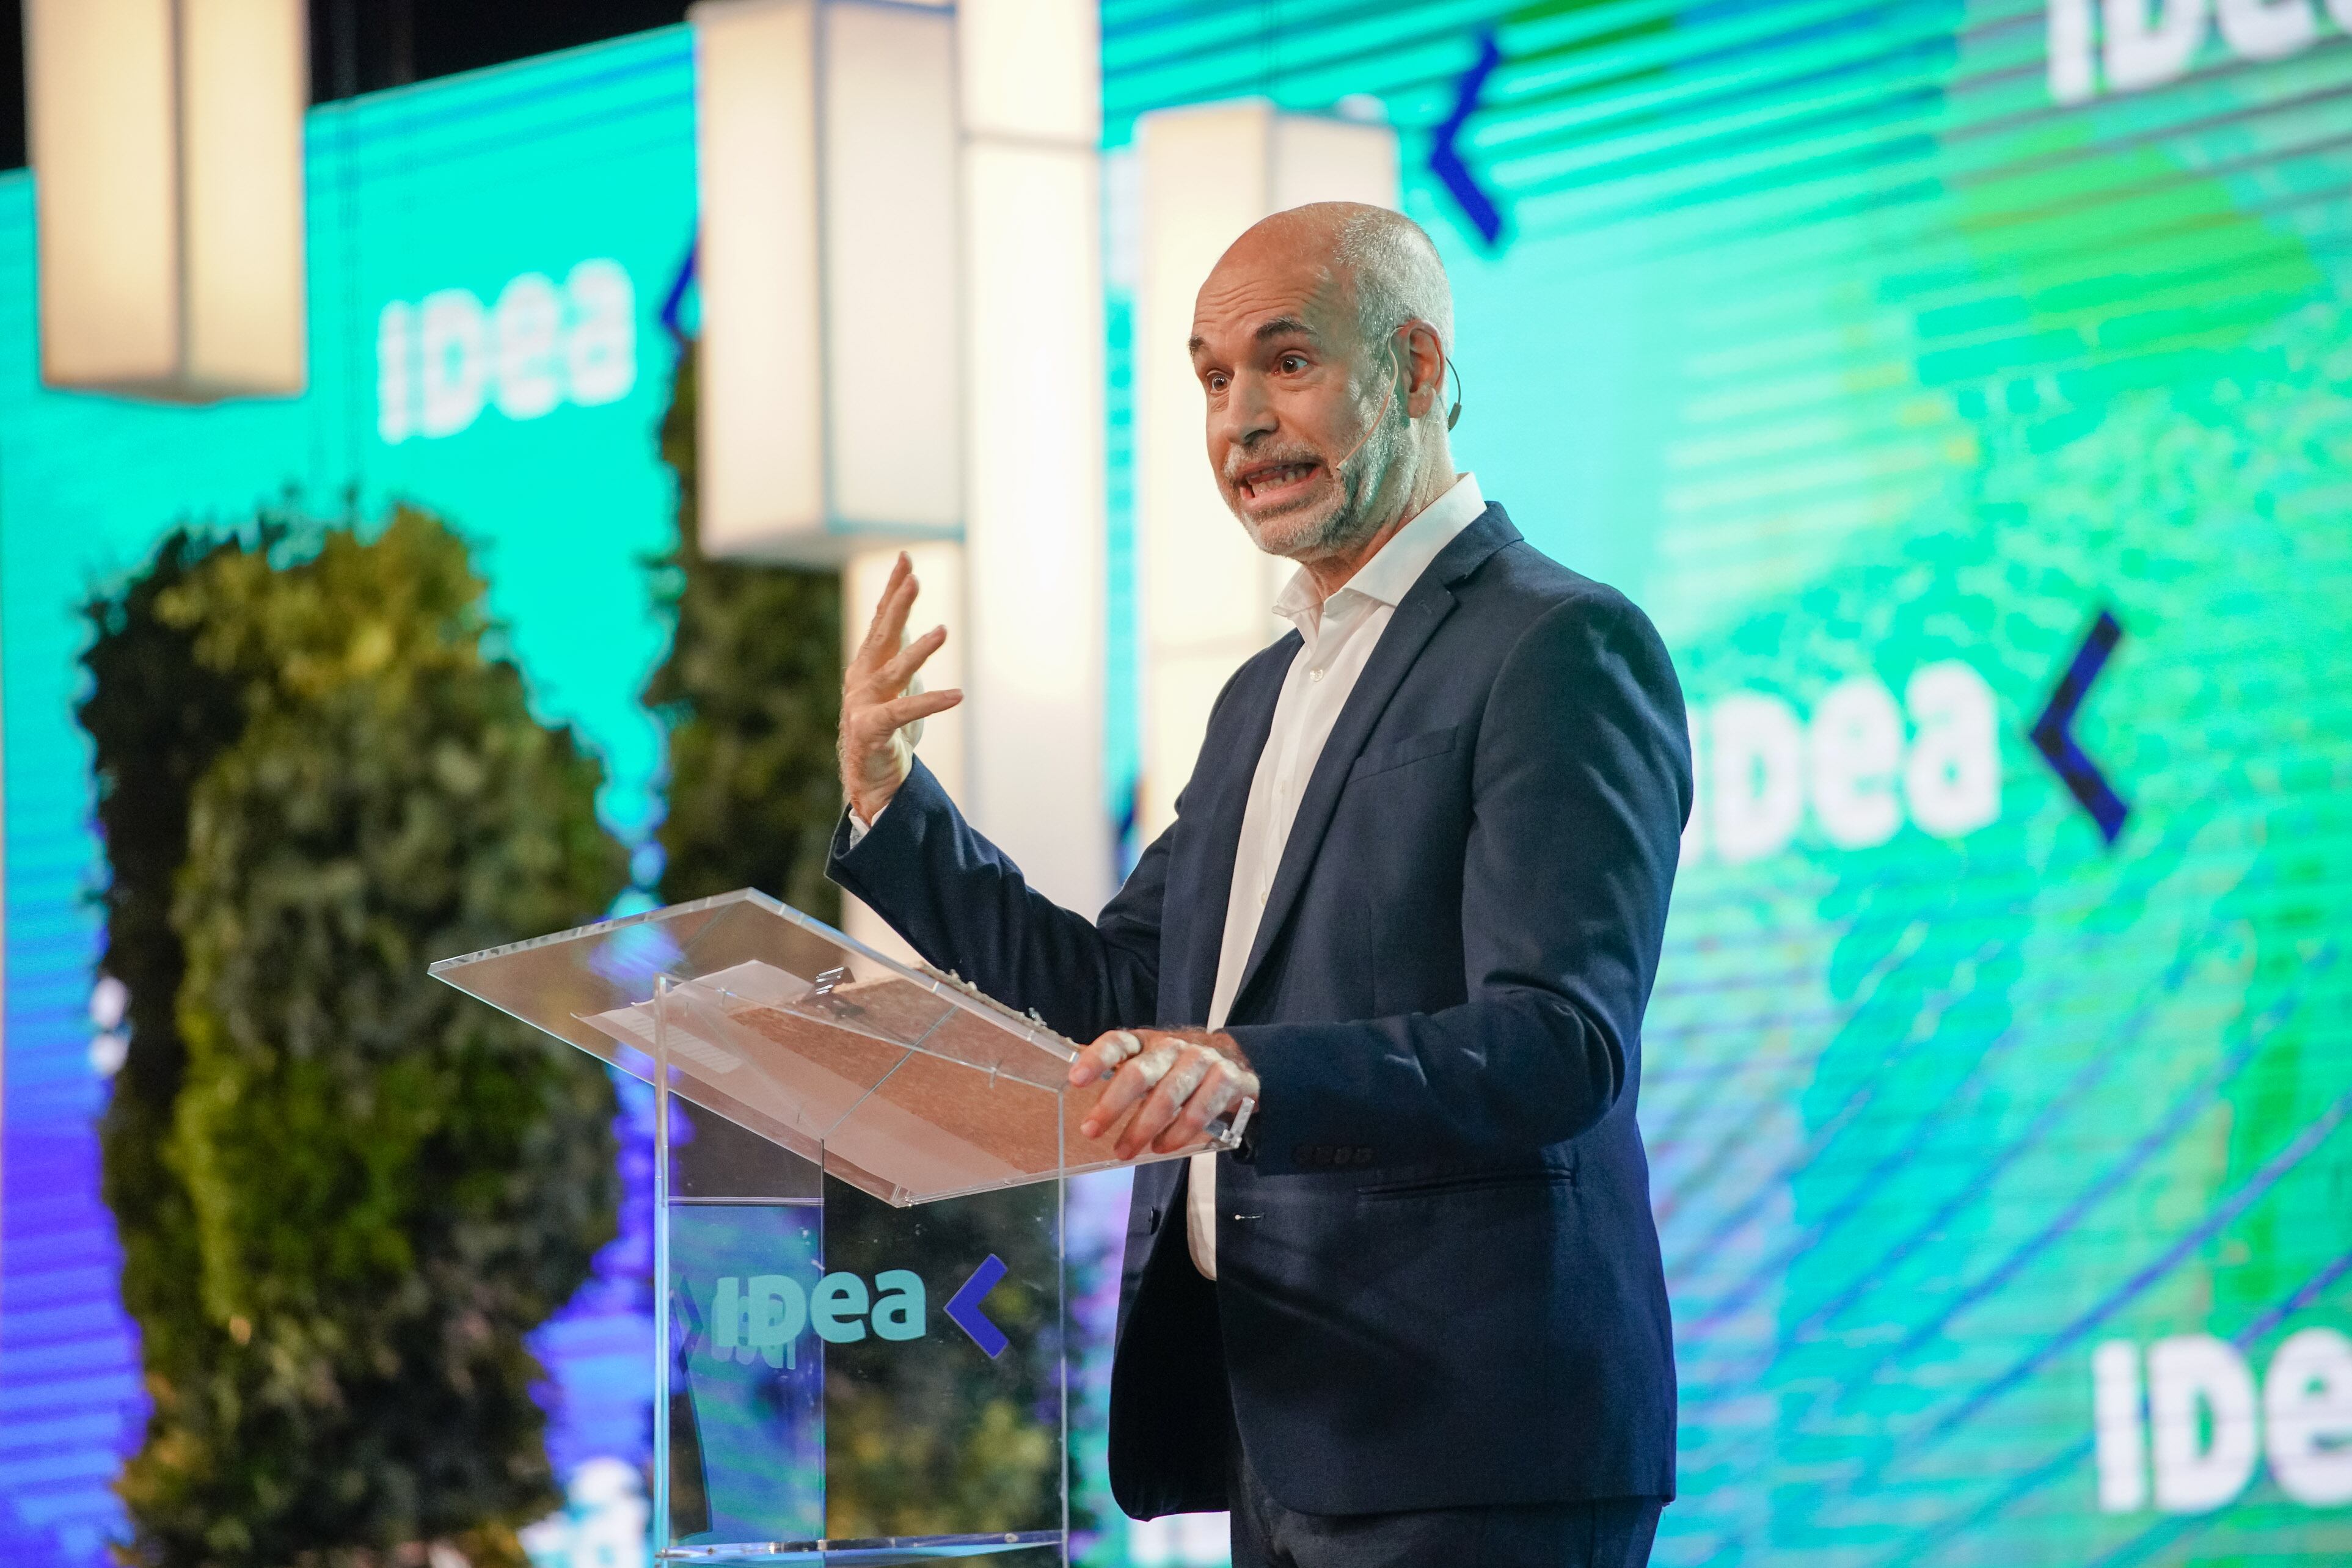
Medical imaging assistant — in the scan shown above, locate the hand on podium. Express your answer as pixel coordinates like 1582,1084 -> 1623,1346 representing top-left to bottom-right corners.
1072,1027 -> 1260,1159
840,552 -> 964,825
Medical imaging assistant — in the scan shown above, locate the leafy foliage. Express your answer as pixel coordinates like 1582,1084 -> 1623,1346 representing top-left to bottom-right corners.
645,342 -> 844,919
84,527 -> 266,1439
84,510 -> 629,1567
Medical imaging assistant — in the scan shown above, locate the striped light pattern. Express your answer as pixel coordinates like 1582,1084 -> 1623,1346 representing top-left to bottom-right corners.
1099,2 -> 2352,1564
0,35 -> 706,1559
0,9 -> 2345,1567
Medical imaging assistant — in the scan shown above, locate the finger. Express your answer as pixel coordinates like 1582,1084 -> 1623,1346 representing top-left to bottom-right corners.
879,565 -> 921,649
1081,1043 -> 1176,1138
1089,1043 -> 1177,1128
852,554 -> 913,663
1115,1049 -> 1213,1160
1116,1095 -> 1184,1161
847,689 -> 962,749
1068,1034 -> 1120,1088
1152,1065 -> 1241,1154
852,555 -> 919,673
874,625 -> 948,694
877,688 -> 963,727
1070,1029 -> 1143,1087
1116,1074 -> 1199,1161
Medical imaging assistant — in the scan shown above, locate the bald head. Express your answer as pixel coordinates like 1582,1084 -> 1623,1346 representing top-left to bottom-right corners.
1188,202 -> 1460,575
1202,202 -> 1454,371
1301,202 -> 1453,362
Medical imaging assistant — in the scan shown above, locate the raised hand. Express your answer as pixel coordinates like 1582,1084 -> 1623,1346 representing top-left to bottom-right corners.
839,552 -> 963,824
1072,1027 -> 1260,1159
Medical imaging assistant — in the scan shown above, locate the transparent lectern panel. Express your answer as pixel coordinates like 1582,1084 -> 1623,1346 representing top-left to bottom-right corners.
659,1081 -> 1063,1564
668,1195 -> 827,1548
430,891 -> 1230,1563
428,889 -> 1241,1205
819,1178 -> 1064,1547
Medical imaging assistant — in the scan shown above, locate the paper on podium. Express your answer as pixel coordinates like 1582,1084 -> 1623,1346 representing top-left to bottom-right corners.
431,888 -> 1246,1205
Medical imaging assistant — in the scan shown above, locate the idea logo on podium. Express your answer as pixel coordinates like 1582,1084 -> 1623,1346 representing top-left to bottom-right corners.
701,1253 -> 1013,1367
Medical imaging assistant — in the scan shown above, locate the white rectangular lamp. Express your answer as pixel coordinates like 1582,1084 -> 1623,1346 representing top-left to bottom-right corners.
24,0 -> 308,401
691,0 -> 963,564
1133,103 -> 1399,840
959,0 -> 1109,915
698,0 -> 1111,919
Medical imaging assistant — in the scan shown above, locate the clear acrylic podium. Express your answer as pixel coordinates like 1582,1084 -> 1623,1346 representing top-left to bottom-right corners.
432,890 -> 1244,1565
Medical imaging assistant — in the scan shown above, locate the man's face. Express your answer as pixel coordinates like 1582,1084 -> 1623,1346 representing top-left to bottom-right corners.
1189,249 -> 1398,560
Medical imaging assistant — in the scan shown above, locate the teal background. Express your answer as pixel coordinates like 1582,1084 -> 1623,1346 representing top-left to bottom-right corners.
1098,4 -> 2352,1563
2,4 -> 2350,1566
0,31 -> 701,1564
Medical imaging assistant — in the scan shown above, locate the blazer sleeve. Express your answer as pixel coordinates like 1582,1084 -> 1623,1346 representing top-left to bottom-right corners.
1225,593 -> 1692,1174
826,756 -> 1169,1046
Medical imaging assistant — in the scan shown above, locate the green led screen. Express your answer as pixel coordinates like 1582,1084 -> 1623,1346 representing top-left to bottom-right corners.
0,32 -> 700,1561
0,4 -> 2347,1566
1097,1 -> 2352,1564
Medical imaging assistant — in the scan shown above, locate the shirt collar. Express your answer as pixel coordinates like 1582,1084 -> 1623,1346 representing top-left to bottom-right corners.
1274,472 -> 1486,631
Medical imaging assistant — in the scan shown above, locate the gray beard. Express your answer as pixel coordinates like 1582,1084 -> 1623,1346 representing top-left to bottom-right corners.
1246,415 -> 1414,561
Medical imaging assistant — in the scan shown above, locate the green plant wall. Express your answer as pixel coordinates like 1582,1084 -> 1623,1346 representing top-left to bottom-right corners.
83,511 -> 630,1567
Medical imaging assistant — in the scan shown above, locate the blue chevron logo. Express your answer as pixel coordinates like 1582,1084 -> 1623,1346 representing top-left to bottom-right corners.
1431,31 -> 1507,248
944,1253 -> 1010,1358
2031,609 -> 2128,844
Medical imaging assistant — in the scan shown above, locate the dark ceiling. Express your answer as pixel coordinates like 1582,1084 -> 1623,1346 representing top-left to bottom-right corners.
1,0 -> 693,172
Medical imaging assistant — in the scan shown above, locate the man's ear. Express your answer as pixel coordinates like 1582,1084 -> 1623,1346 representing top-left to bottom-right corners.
1401,321 -> 1447,420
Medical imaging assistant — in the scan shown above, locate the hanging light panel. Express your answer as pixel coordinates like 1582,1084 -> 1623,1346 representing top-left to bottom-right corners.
956,0 -> 1109,913
24,0 -> 308,401
691,0 -> 962,563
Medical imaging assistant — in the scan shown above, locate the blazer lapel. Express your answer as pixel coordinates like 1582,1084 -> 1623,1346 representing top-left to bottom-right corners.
1228,506 -> 1521,1018
1167,639 -> 1291,1026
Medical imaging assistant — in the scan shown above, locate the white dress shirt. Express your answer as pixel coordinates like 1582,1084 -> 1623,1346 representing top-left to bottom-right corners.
1187,472 -> 1486,1278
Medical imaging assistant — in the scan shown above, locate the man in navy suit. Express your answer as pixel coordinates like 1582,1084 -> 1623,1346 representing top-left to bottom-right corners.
830,202 -> 1690,1567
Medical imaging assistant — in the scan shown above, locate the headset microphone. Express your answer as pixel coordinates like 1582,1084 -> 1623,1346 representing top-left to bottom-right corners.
1323,365 -> 1401,477
1269,341 -> 1465,490
1321,342 -> 1464,477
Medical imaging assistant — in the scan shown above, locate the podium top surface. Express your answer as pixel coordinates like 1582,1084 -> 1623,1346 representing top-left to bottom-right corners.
431,889 -> 1235,1204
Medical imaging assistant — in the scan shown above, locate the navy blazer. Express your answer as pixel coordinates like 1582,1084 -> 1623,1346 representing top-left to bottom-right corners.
830,504 -> 1690,1518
